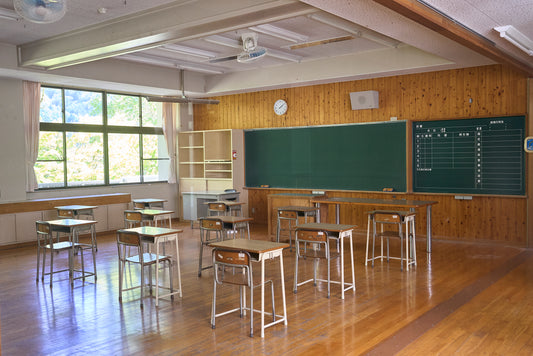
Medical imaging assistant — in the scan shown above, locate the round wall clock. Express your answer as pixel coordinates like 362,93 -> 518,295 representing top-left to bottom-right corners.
274,99 -> 288,115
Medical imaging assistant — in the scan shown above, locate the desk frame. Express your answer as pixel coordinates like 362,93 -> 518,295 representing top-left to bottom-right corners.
312,197 -> 437,253
209,239 -> 288,338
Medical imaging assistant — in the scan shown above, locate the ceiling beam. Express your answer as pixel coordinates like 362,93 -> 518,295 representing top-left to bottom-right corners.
17,0 -> 317,70
372,0 -> 533,77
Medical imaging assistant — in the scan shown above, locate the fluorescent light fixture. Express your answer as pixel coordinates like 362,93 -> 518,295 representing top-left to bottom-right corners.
146,96 -> 219,104
308,13 -> 400,48
119,53 -> 224,74
249,24 -> 308,43
0,7 -> 20,21
204,35 -> 241,49
494,25 -> 533,56
178,64 -> 224,75
161,44 -> 218,59
266,48 -> 302,62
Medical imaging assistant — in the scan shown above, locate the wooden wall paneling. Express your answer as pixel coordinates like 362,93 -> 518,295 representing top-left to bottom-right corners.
195,65 -> 529,245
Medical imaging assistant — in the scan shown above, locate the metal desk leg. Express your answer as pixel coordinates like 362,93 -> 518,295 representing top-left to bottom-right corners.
261,257 -> 265,338
335,204 -> 340,224
427,205 -> 432,253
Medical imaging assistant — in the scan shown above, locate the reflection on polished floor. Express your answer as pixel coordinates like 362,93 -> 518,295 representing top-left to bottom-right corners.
1,221 -> 532,355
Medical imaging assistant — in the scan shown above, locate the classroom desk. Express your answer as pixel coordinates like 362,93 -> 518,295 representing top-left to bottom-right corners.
206,200 -> 245,216
47,218 -> 97,285
132,198 -> 166,209
209,238 -> 288,337
295,222 -> 356,299
182,191 -> 241,223
55,205 -> 97,219
311,197 -> 438,253
122,226 -> 183,306
203,215 -> 253,239
138,209 -> 173,228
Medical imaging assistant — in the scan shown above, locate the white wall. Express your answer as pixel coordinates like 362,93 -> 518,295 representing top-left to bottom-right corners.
0,78 -> 26,201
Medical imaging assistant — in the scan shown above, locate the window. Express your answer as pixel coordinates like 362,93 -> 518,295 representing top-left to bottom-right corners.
36,87 -> 169,189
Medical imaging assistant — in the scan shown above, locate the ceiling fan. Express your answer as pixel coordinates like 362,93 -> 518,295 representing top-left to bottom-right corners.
13,0 -> 66,24
145,69 -> 219,104
210,32 -> 267,64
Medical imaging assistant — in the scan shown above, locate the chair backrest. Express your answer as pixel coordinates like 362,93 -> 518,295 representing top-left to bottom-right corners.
279,210 -> 297,219
124,210 -> 143,227
133,202 -> 145,210
296,229 -> 327,242
57,209 -> 74,218
208,203 -> 226,215
371,211 -> 411,225
212,248 -> 251,286
200,218 -> 224,231
116,230 -> 141,247
36,220 -> 50,235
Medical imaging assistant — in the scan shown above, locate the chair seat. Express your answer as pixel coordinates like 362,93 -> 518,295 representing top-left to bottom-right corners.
44,241 -> 74,250
126,253 -> 170,265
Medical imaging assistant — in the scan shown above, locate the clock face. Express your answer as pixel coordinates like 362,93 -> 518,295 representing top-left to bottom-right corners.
274,99 -> 287,115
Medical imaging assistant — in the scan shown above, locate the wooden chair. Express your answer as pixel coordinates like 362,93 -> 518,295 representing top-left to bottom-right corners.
367,210 -> 417,271
198,218 -> 225,277
211,248 -> 275,337
116,229 -> 174,308
36,221 -> 73,286
293,228 -> 340,298
276,209 -> 298,250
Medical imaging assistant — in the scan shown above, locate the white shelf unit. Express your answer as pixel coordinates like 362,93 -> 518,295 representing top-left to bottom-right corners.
178,129 -> 246,220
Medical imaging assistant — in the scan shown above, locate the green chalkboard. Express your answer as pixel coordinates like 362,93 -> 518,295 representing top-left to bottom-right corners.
245,121 -> 406,192
413,116 -> 525,195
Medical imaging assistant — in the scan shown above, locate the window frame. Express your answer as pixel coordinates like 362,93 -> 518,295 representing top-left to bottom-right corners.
37,86 -> 168,189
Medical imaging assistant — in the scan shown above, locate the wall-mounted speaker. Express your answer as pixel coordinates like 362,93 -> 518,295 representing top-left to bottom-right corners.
349,90 -> 379,110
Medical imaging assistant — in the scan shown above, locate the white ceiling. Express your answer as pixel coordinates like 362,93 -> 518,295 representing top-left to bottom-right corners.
0,0 -> 531,98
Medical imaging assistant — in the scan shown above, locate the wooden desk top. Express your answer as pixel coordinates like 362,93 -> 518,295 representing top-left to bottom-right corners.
55,205 -> 97,210
367,210 -> 416,217
277,205 -> 318,212
133,198 -> 167,204
205,200 -> 245,206
296,222 -> 357,233
210,238 -> 288,254
122,226 -> 182,237
311,196 -> 437,208
138,209 -> 174,216
202,216 -> 253,224
47,219 -> 97,227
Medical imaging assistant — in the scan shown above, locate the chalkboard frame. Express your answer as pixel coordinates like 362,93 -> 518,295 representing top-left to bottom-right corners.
412,116 -> 526,196
245,121 -> 407,192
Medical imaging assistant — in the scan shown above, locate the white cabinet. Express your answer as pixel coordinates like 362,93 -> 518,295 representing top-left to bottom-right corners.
178,129 -> 246,220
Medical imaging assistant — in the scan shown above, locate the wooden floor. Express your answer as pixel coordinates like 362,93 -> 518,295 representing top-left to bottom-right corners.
1,221 -> 533,355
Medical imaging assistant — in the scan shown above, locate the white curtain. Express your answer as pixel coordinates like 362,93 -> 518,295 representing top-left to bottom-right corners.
162,102 -> 177,184
23,81 -> 41,192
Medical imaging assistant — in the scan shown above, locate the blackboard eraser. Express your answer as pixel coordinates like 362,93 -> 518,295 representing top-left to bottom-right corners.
260,185 -> 270,188
382,188 -> 395,192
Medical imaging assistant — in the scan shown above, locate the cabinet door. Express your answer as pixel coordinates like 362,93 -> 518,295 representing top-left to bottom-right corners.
0,214 -> 16,245
16,211 -> 43,242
